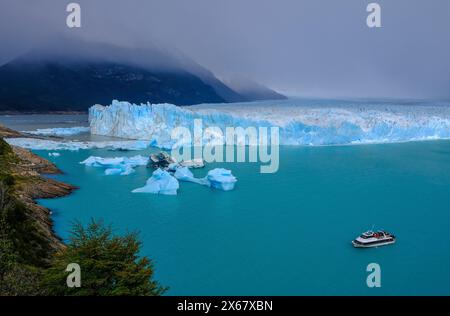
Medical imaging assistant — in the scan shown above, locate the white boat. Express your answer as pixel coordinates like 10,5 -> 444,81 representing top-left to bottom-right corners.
352,230 -> 396,248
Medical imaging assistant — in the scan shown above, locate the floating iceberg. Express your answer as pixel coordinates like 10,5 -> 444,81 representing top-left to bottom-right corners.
23,126 -> 90,137
80,155 -> 148,175
48,152 -> 61,157
205,168 -> 237,191
180,158 -> 205,169
89,100 -> 450,146
5,138 -> 150,151
174,167 -> 237,191
132,169 -> 179,195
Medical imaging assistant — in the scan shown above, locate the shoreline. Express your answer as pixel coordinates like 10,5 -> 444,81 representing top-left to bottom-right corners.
1,124 -> 77,255
0,111 -> 87,115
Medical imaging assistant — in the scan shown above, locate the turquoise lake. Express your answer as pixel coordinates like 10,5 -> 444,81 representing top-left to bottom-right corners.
34,141 -> 450,295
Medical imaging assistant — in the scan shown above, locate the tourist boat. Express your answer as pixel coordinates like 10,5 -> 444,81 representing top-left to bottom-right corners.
352,230 -> 396,248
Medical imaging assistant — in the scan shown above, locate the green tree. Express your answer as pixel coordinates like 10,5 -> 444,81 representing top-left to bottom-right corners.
41,219 -> 167,296
0,218 -> 44,296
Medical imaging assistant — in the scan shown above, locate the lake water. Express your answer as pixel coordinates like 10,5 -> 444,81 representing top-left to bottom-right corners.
1,107 -> 450,295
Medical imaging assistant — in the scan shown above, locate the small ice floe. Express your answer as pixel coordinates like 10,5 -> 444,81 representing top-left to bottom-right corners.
132,169 -> 179,195
174,167 -> 237,191
23,126 -> 90,137
80,155 -> 148,176
179,158 -> 205,169
206,168 -> 237,191
6,138 -> 150,151
48,152 -> 61,157
174,167 -> 208,185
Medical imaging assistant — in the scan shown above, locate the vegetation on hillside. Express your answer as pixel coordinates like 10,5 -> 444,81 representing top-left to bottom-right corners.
0,138 -> 165,296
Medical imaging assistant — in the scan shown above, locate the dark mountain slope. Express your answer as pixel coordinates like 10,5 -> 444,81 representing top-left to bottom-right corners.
0,59 -> 225,111
225,76 -> 287,101
0,38 -> 285,112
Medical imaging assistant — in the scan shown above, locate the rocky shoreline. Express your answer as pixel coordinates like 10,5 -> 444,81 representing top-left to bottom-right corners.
1,124 -> 77,254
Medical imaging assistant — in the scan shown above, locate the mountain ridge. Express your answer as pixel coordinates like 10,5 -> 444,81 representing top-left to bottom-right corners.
0,38 -> 285,112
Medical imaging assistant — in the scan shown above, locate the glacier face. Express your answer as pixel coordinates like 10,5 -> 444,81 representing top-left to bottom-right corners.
89,99 -> 450,147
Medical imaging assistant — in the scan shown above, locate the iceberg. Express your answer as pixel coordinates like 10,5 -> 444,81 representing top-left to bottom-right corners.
174,166 -> 237,191
89,100 -> 450,146
132,169 -> 179,195
5,138 -> 150,151
206,168 -> 237,191
180,158 -> 205,169
23,126 -> 90,137
174,167 -> 208,185
48,152 -> 61,157
80,155 -> 148,175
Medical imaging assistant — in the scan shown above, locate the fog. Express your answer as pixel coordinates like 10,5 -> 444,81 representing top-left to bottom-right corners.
1,0 -> 449,98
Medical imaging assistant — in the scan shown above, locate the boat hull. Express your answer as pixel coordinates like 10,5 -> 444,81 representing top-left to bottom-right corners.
352,239 -> 396,248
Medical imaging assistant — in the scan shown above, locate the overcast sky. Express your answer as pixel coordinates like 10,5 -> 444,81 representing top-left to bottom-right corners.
1,0 -> 449,98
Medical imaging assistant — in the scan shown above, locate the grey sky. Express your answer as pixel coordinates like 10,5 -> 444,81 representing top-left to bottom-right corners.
1,0 -> 449,98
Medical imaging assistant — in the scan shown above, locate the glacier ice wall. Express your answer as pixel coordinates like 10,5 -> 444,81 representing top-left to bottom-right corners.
89,100 -> 450,147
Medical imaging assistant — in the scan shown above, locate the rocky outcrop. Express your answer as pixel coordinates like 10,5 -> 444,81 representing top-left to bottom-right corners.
0,124 -> 23,138
11,145 -> 60,175
1,128 -> 76,256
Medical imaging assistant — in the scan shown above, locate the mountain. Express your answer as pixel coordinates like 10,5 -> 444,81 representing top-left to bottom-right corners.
0,59 -> 225,111
0,38 -> 285,112
225,76 -> 287,101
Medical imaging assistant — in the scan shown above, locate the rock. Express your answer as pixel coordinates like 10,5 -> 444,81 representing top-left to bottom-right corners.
148,152 -> 176,169
0,124 -> 24,138
0,137 -> 77,259
11,145 -> 61,174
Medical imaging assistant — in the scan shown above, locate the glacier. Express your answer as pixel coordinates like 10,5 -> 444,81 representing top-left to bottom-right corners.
174,166 -> 237,191
80,155 -> 148,176
132,169 -> 179,195
89,100 -> 450,147
5,137 -> 150,151
23,126 -> 90,137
